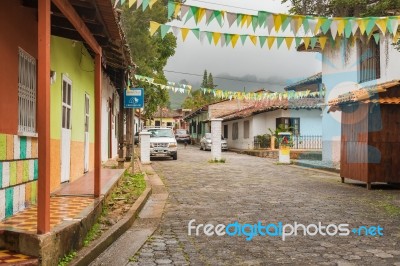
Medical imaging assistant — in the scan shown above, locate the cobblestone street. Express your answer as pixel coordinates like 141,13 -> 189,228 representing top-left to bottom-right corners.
128,145 -> 400,265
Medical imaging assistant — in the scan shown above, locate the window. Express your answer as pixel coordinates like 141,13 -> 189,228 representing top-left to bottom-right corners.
232,122 -> 238,140
358,37 -> 380,83
167,122 -> 172,127
223,125 -> 228,139
276,117 -> 300,135
18,48 -> 37,134
243,120 -> 250,139
197,122 -> 202,134
155,120 -> 161,127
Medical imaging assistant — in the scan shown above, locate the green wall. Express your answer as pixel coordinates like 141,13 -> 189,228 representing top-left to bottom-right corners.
50,36 -> 95,142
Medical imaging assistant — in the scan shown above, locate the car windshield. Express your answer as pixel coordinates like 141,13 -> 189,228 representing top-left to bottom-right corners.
176,129 -> 187,135
204,133 -> 225,140
148,128 -> 174,138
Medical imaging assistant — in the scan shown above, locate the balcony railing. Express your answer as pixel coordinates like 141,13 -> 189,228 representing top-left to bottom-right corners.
254,135 -> 322,150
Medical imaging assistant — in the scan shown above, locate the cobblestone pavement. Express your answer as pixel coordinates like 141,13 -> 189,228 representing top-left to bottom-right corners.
128,145 -> 400,266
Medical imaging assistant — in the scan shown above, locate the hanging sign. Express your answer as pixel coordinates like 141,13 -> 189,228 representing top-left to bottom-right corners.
124,88 -> 144,108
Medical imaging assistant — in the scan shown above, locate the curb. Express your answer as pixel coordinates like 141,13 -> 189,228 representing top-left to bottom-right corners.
70,165 -> 152,266
291,161 -> 341,174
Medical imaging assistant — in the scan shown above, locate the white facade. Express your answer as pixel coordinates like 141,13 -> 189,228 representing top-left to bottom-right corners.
101,74 -> 119,161
321,34 -> 400,165
223,109 -> 322,150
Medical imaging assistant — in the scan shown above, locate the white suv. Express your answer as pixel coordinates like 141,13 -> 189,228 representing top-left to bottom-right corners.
147,127 -> 178,160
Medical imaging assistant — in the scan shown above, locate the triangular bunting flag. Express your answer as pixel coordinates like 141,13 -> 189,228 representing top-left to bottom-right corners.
258,11 -> 268,27
185,6 -> 197,24
310,37 -> 318,49
206,31 -> 213,44
129,0 -> 137,8
303,17 -> 310,33
267,14 -> 275,33
220,34 -> 226,47
365,18 -> 377,35
320,18 -> 332,34
336,19 -> 345,36
206,9 -> 214,24
240,14 -> 248,27
295,37 -> 302,48
252,16 -> 258,32
142,0 -> 149,11
232,34 -> 240,48
225,34 -> 232,46
120,0 -> 126,5
171,26 -> 180,36
214,11 -> 224,27
181,5 -> 190,19
149,21 -> 160,36
196,8 -> 206,24
136,0 -> 143,9
267,37 -> 276,49
168,1 -> 175,19
277,37 -> 285,48
149,0 -> 157,9
376,18 -> 388,34
285,37 -> 294,49
308,18 -> 318,34
226,12 -> 237,27
319,37 -> 327,50
273,14 -> 283,32
358,18 -> 367,34
281,14 -> 290,31
191,28 -> 200,39
351,19 -> 359,35
240,34 -> 248,45
314,17 -> 323,34
393,33 -> 399,44
212,32 -> 221,45
259,36 -> 267,48
160,24 -> 171,39
388,18 -> 399,34
373,32 -> 380,44
344,19 -> 352,38
330,20 -> 338,39
249,35 -> 257,46
199,31 -> 207,44
303,37 -> 311,50
181,28 -> 190,41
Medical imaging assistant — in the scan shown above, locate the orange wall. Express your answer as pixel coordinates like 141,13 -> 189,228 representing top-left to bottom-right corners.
0,2 -> 38,134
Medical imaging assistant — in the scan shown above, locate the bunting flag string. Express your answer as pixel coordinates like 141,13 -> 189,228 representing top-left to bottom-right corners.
133,74 -> 326,101
134,74 -> 192,94
166,1 -> 400,40
150,21 -> 331,50
114,0 -> 159,11
199,87 -> 326,101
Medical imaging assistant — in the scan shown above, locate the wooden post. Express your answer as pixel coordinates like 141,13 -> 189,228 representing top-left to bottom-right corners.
37,0 -> 51,234
94,53 -> 102,197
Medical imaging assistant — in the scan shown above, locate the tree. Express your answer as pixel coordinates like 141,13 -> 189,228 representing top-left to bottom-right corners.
181,70 -> 218,110
121,1 -> 177,120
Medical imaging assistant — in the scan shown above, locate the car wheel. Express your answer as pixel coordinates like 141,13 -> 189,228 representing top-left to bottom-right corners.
200,144 -> 203,150
172,153 -> 177,160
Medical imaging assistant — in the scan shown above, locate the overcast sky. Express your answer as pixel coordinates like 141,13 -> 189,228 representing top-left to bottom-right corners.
164,0 -> 322,92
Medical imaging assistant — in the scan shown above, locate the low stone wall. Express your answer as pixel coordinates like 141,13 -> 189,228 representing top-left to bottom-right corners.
233,149 -> 322,161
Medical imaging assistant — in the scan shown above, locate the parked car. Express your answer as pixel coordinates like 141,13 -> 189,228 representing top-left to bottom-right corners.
200,133 -> 228,151
147,127 -> 178,160
175,129 -> 191,143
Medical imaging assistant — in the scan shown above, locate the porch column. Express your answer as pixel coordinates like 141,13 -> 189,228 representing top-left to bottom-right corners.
211,118 -> 223,161
37,0 -> 51,234
94,53 -> 102,197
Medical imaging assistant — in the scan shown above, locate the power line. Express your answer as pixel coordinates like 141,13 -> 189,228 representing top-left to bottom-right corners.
163,69 -> 285,85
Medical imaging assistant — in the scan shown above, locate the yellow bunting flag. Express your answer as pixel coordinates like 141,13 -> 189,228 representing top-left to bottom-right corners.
376,18 -> 388,34
273,14 -> 282,32
295,16 -> 304,33
319,37 -> 327,50
357,19 -> 367,35
149,0 -> 157,8
267,37 -> 276,49
249,35 -> 257,46
197,8 -> 206,24
393,33 -> 399,44
303,37 -> 311,50
231,34 -> 239,48
336,19 -> 345,36
213,32 -> 221,45
315,18 -> 323,34
174,3 -> 181,17
285,37 -> 294,49
149,21 -> 160,36
129,0 -> 137,8
246,15 -> 252,27
181,28 -> 190,41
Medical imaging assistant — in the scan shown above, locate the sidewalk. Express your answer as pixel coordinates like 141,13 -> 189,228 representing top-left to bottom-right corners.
0,164 -> 127,265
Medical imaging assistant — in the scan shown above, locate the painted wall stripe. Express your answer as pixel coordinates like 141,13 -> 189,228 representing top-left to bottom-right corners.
5,187 -> 13,218
6,135 -> 14,160
12,185 -> 19,215
0,189 -> 5,220
20,136 -> 27,159
13,136 -> 20,160
2,162 -> 9,188
25,182 -> 31,206
0,162 -> 2,189
0,134 -> 6,160
31,138 -> 38,158
9,162 -> 16,186
26,137 -> 31,158
19,184 -> 25,212
17,161 -> 23,184
28,160 -> 34,181
33,160 -> 38,180
23,160 -> 29,182
31,181 -> 37,204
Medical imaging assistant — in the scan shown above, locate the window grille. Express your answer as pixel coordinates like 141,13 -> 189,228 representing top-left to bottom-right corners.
232,122 -> 239,140
358,38 -> 380,83
244,120 -> 250,139
18,48 -> 37,134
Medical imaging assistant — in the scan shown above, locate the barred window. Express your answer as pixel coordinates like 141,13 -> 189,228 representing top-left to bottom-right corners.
232,122 -> 238,140
358,38 -> 380,83
223,124 -> 228,139
18,48 -> 37,134
243,120 -> 250,139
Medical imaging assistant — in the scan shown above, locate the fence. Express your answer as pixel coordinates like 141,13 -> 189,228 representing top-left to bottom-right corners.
254,135 -> 322,150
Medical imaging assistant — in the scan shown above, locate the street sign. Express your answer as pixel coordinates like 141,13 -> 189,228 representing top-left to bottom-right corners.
124,88 -> 144,108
